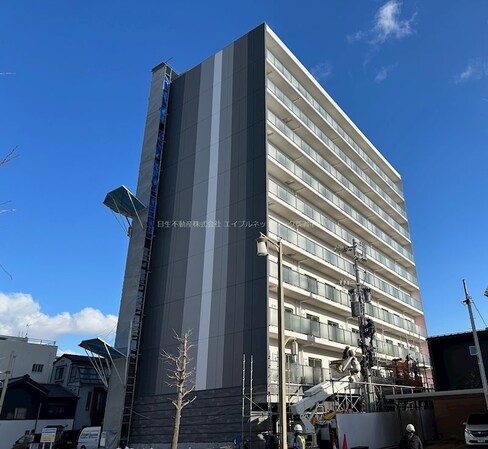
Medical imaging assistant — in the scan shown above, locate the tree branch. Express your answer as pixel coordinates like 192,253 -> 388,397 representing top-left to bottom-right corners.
0,146 -> 18,166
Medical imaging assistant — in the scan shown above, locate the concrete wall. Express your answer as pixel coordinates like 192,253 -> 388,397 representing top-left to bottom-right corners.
336,412 -> 402,449
0,337 -> 57,383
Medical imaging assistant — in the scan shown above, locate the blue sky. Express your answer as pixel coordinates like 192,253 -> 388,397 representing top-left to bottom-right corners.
1,0 -> 487,353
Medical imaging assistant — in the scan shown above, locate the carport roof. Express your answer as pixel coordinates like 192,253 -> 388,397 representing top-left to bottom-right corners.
385,388 -> 484,401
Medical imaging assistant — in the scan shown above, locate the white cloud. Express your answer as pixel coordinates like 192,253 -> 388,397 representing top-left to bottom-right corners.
57,348 -> 85,357
348,0 -> 416,45
0,292 -> 117,343
375,63 -> 399,83
455,58 -> 488,83
311,62 -> 333,81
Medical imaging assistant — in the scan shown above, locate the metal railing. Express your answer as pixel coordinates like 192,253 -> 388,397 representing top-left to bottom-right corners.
267,78 -> 408,224
267,49 -> 404,199
269,262 -> 426,336
267,139 -> 414,261
269,177 -> 418,285
269,218 -> 423,311
268,308 -> 429,363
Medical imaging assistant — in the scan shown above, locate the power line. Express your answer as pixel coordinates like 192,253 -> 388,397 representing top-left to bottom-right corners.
472,298 -> 488,328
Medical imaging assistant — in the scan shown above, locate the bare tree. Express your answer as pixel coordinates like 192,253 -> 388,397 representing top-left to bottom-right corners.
1,146 -> 17,216
1,146 -> 18,279
161,330 -> 196,449
0,146 -> 18,167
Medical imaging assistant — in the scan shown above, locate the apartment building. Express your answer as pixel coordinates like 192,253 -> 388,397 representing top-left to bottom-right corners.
0,334 -> 57,384
103,23 -> 428,448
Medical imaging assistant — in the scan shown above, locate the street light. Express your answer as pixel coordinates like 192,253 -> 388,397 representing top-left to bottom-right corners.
256,233 -> 287,449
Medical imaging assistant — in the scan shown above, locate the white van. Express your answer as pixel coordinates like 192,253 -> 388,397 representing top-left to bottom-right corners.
77,426 -> 101,449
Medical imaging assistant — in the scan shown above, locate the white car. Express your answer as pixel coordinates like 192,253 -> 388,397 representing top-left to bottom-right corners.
465,413 -> 488,446
77,427 -> 101,449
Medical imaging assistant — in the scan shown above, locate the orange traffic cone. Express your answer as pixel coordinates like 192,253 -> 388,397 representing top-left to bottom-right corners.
342,434 -> 348,449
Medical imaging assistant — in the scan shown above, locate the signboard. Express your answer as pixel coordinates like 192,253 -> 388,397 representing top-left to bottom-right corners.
470,345 -> 478,356
41,428 -> 57,443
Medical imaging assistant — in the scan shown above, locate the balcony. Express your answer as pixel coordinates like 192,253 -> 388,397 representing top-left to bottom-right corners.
269,261 -> 427,336
268,217 -> 423,312
269,308 -> 429,364
269,360 -> 330,386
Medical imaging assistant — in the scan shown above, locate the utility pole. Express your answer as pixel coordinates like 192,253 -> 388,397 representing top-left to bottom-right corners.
337,239 -> 374,410
0,351 -> 15,415
463,279 -> 488,410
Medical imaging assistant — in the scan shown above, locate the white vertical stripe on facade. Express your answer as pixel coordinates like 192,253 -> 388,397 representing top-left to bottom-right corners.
196,50 -> 223,390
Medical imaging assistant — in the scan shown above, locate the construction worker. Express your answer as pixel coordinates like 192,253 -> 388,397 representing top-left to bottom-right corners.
293,424 -> 306,449
364,318 -> 376,348
342,345 -> 354,359
398,424 -> 423,449
257,432 -> 278,449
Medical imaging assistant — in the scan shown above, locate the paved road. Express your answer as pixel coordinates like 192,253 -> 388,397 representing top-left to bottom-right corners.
425,440 -> 467,448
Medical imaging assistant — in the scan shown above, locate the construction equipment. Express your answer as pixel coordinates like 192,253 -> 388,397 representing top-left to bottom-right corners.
290,351 -> 363,447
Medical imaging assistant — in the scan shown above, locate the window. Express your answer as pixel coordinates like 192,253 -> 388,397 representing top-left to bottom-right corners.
328,320 -> 338,341
285,307 -> 293,329
308,357 -> 322,368
54,366 -> 65,381
94,390 -> 107,412
14,408 -> 27,419
85,391 -> 93,411
306,314 -> 320,337
32,364 -> 44,373
285,354 -> 296,364
48,404 -> 66,416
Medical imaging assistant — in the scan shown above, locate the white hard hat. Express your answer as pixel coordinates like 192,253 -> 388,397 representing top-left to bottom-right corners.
294,424 -> 303,432
406,424 -> 415,432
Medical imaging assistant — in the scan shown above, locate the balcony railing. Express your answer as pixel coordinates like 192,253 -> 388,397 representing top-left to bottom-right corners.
269,308 -> 429,364
269,177 -> 418,286
269,261 -> 427,337
267,140 -> 414,261
267,78 -> 408,224
266,49 -> 404,200
269,217 -> 423,311
269,360 -> 330,386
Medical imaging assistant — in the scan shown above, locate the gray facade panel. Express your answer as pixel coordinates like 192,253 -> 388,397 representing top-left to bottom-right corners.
113,66 -> 165,352
121,24 -> 268,445
136,65 -> 201,396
